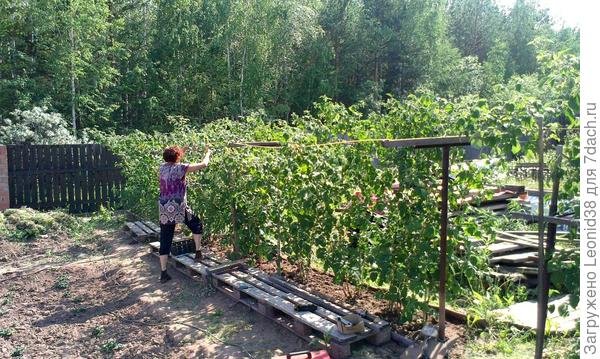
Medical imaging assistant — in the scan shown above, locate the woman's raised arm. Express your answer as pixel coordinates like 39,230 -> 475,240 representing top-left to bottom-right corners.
186,148 -> 212,173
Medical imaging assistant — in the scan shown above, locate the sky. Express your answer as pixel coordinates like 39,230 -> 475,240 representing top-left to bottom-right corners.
494,0 -> 583,29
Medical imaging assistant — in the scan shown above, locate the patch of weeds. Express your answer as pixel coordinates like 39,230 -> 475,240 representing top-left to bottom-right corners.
206,309 -> 224,325
1,294 -> 13,316
90,206 -> 125,230
204,321 -> 240,343
11,346 -> 24,357
545,332 -> 579,359
466,324 -> 534,357
70,306 -> 87,314
1,208 -> 79,241
54,274 -> 70,290
100,338 -> 123,354
0,327 -> 13,338
1,294 -> 12,306
0,212 -> 7,237
91,326 -> 104,338
71,295 -> 85,304
459,280 -> 528,327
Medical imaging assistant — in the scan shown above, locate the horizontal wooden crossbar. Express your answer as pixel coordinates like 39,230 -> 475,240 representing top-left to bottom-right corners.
227,136 -> 471,149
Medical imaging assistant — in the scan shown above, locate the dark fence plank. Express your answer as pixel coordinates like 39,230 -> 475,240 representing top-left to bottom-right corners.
23,146 -> 32,208
51,146 -> 59,208
6,144 -> 123,213
58,146 -> 68,208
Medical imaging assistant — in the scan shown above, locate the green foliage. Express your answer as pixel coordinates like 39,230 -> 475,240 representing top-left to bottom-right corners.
11,346 -> 24,358
0,208 -> 79,241
0,0 -> 579,129
0,327 -> 13,338
91,326 -> 104,338
54,274 -> 70,290
100,339 -> 123,353
105,90 -> 547,320
0,107 -> 77,145
100,16 -> 580,322
0,207 -> 122,242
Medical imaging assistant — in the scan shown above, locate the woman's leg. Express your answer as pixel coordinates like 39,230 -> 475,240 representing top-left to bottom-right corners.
159,224 -> 176,272
184,213 -> 203,259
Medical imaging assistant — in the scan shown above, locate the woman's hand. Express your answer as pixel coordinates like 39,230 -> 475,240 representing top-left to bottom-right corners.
186,147 -> 213,173
202,147 -> 212,164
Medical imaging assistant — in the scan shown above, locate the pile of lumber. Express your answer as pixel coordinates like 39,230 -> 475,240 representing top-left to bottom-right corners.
148,242 -> 392,359
461,185 -> 525,215
473,231 -> 577,287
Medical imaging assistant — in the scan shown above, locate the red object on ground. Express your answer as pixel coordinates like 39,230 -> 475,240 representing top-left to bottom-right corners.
272,350 -> 331,359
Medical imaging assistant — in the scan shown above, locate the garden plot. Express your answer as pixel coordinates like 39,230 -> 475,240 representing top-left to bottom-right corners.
0,209 -> 409,358
148,241 -> 393,359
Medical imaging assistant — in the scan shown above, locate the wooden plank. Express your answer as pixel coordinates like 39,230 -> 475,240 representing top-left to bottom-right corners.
43,146 -> 50,208
89,144 -> 96,209
133,221 -> 153,235
23,146 -> 32,208
478,203 -> 508,212
97,146 -> 106,207
7,146 -> 18,207
149,241 -> 160,251
143,221 -> 161,233
15,146 -> 25,207
214,272 -> 355,343
106,147 -> 115,207
135,221 -> 159,235
125,222 -> 147,237
49,146 -> 57,208
43,146 -> 51,208
35,146 -> 43,208
228,141 -> 282,148
46,146 -> 54,208
59,146 -> 68,208
68,146 -> 77,212
496,232 -> 539,248
171,254 -> 210,276
77,146 -> 88,213
489,252 -> 538,265
93,144 -> 103,209
495,265 -> 538,276
81,145 -> 90,212
206,260 -> 247,275
488,242 -> 529,256
230,270 -> 358,330
510,212 -> 579,227
86,144 -> 96,210
381,136 -> 470,149
508,230 -> 572,237
247,269 -> 389,332
65,146 -> 75,212
184,252 -> 221,267
240,271 -> 318,312
100,149 -> 113,210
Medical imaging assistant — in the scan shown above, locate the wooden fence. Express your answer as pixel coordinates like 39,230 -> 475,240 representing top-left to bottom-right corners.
6,144 -> 123,213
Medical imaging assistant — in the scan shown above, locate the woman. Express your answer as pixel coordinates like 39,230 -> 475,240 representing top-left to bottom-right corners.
158,145 -> 212,283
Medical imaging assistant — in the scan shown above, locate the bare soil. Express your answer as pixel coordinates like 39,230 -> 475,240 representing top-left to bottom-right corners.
1,226 -> 422,358
0,229 -> 307,359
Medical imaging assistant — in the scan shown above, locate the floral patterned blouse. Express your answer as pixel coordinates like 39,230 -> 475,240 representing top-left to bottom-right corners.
158,163 -> 191,225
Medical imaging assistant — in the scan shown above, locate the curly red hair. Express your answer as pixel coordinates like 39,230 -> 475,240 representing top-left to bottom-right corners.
163,146 -> 185,163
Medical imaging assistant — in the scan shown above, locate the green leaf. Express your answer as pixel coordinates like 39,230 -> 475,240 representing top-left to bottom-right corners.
511,142 -> 521,155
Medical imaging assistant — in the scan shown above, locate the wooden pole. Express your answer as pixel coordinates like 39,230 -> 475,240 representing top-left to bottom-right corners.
535,117 -> 546,359
438,145 -> 450,341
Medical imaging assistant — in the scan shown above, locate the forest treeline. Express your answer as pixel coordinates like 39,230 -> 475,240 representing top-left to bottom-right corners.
0,0 -> 579,134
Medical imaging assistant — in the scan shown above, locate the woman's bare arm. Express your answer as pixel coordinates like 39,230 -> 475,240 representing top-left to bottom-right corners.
187,149 -> 212,173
